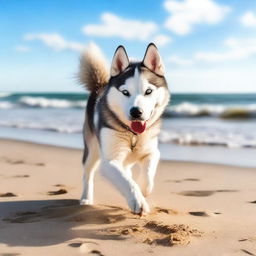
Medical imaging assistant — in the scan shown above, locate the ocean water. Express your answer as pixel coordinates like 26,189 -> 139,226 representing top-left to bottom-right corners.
0,92 -> 256,167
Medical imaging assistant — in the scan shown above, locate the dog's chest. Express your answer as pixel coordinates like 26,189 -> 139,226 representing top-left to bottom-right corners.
123,132 -> 158,165
100,127 -> 159,165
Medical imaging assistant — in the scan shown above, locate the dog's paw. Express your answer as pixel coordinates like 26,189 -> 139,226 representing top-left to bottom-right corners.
129,200 -> 150,215
80,199 -> 93,205
128,188 -> 150,215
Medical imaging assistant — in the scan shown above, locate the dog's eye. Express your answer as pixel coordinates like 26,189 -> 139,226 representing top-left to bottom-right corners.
122,90 -> 130,97
145,89 -> 153,95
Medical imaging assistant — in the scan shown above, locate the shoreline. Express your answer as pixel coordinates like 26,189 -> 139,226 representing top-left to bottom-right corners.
1,133 -> 256,168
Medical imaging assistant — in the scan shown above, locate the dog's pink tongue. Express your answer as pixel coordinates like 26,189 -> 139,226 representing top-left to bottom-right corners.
131,121 -> 146,134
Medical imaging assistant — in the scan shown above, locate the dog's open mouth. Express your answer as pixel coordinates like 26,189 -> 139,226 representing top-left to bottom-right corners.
131,121 -> 146,134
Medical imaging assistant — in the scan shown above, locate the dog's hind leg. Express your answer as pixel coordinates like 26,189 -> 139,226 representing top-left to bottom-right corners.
80,135 -> 100,205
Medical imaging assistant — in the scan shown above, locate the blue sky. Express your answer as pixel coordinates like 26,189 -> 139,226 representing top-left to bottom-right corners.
1,0 -> 256,93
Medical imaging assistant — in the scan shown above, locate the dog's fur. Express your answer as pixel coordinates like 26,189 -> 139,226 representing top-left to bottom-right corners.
79,43 -> 170,214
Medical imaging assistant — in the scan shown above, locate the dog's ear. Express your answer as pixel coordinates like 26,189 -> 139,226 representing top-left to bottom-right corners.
110,45 -> 129,77
142,43 -> 165,76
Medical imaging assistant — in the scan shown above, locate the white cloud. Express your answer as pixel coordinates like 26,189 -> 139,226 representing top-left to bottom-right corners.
152,34 -> 172,47
195,37 -> 256,62
240,11 -> 256,27
24,33 -> 85,52
168,56 -> 193,66
83,12 -> 158,41
15,45 -> 30,52
164,0 -> 231,35
167,37 -> 256,66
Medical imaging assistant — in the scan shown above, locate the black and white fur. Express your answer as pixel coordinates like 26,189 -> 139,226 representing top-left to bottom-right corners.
79,43 -> 170,214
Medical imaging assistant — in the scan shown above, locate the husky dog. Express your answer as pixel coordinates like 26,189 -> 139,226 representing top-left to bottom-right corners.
79,43 -> 170,214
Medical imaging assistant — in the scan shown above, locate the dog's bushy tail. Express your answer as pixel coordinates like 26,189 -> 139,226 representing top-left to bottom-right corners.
79,43 -> 109,92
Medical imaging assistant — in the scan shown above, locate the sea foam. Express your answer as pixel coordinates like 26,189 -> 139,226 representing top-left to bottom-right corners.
165,102 -> 256,119
19,97 -> 86,108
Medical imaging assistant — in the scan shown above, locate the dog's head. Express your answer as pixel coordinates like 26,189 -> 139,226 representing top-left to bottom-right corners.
107,43 -> 170,134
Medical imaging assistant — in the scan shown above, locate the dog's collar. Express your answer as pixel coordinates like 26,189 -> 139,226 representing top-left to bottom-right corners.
131,134 -> 138,151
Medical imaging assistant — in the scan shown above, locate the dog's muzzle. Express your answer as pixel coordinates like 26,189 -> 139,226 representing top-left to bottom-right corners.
130,107 -> 143,119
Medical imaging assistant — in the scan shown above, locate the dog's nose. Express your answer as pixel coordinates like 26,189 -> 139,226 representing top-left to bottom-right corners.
130,107 -> 143,119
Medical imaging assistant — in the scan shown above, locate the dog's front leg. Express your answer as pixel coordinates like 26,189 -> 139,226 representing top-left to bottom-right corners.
100,159 -> 150,214
140,149 -> 160,197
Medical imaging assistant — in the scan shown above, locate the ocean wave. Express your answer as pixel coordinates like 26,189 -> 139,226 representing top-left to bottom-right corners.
1,96 -> 256,119
159,130 -> 256,149
18,97 -> 86,108
0,121 -> 82,134
165,102 -> 256,119
0,101 -> 13,109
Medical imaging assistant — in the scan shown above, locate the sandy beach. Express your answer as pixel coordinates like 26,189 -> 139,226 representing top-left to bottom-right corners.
0,138 -> 256,256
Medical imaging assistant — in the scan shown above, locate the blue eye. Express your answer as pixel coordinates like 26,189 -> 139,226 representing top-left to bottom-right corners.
145,89 -> 153,95
122,90 -> 130,97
